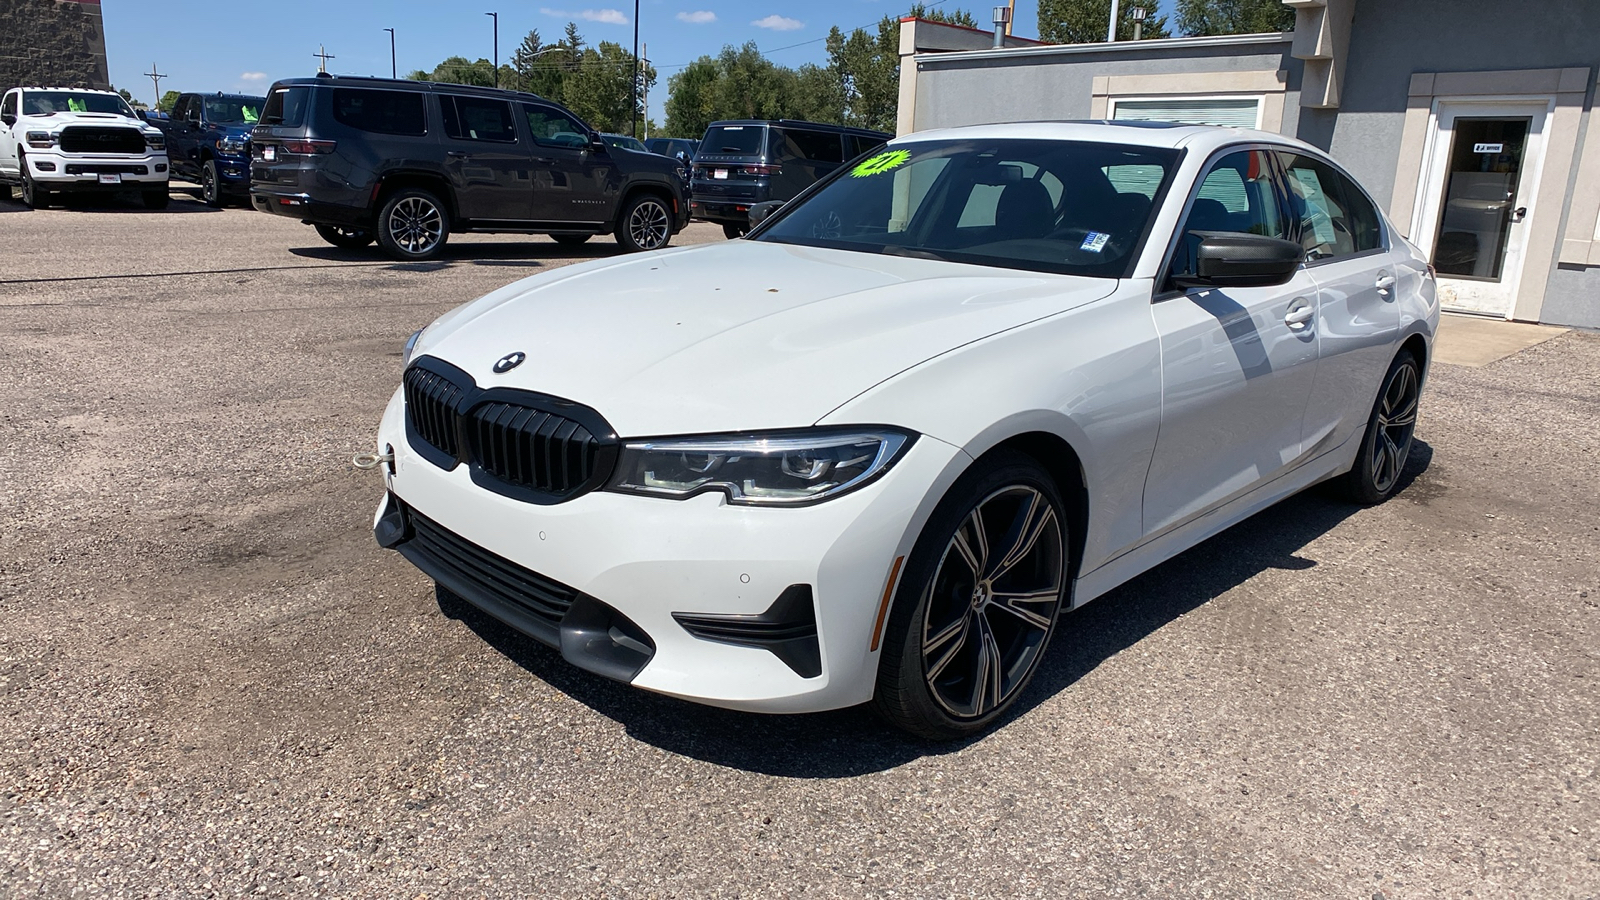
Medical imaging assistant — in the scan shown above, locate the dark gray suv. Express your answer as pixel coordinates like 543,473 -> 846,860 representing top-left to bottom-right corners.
249,76 -> 688,259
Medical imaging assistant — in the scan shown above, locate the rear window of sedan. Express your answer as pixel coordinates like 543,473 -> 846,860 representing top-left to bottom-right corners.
753,138 -> 1182,279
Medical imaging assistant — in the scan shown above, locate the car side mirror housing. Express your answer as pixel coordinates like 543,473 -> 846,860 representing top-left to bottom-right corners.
748,200 -> 785,229
1,112 -> 13,126
135,109 -> 148,121
1170,232 -> 1304,290
588,135 -> 608,153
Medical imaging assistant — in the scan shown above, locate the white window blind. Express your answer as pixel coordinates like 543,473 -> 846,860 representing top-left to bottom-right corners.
1112,97 -> 1261,128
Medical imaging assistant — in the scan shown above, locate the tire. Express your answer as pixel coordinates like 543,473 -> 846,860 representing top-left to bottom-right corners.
200,160 -> 222,207
722,222 -> 745,240
1333,349 -> 1422,505
551,233 -> 591,246
376,188 -> 450,260
20,158 -> 53,209
614,192 -> 672,252
142,188 -> 170,210
874,450 -> 1070,740
315,223 -> 376,249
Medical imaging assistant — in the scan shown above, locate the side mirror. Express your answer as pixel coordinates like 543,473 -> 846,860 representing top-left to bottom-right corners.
588,135 -> 608,153
135,109 -> 148,120
748,200 -> 785,229
1,113 -> 13,127
674,150 -> 690,163
1170,232 -> 1304,289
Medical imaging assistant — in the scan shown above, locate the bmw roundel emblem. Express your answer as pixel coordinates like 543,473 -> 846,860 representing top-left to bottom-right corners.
493,351 -> 526,374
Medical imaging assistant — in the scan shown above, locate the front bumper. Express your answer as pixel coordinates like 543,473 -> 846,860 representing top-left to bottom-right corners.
373,387 -> 966,713
25,150 -> 168,189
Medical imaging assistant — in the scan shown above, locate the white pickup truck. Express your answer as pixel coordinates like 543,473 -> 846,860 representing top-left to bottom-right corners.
0,86 -> 170,209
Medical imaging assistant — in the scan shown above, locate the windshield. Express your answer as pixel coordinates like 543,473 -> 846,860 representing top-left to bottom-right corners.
700,124 -> 766,155
23,91 -> 134,118
204,95 -> 266,125
752,139 -> 1181,278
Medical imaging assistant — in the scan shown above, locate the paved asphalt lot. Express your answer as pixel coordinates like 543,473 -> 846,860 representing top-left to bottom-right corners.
1,189 -> 1596,899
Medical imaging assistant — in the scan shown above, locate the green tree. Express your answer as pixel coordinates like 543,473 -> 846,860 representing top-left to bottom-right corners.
1175,0 -> 1294,35
904,3 -> 978,26
411,56 -> 497,86
157,90 -> 180,112
663,56 -> 720,138
564,41 -> 655,136
1039,0 -> 1171,43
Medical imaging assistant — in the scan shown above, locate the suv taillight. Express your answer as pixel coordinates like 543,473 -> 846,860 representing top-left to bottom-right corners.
740,164 -> 779,176
281,139 -> 336,155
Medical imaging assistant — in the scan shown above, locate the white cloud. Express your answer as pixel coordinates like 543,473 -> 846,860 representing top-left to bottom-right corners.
751,14 -> 803,30
239,72 -> 267,81
676,9 -> 716,23
540,7 -> 629,24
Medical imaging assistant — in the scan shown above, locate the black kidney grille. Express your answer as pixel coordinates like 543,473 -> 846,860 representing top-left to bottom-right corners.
59,126 -> 146,154
403,366 -> 466,458
467,401 -> 598,494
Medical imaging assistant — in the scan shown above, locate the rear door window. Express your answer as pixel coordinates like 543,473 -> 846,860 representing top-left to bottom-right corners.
442,96 -> 516,143
1276,152 -> 1384,260
848,134 -> 886,158
331,89 -> 426,136
784,129 -> 844,164
260,86 -> 310,128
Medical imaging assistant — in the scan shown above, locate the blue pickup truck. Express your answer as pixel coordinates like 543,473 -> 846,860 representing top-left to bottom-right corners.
149,92 -> 264,206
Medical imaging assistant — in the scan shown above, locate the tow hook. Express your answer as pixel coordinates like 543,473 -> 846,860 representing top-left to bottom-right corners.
352,447 -> 395,473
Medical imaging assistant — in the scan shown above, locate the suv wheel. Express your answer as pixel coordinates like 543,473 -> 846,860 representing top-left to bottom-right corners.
615,193 -> 672,252
315,223 -> 376,249
377,188 -> 450,260
201,160 -> 222,207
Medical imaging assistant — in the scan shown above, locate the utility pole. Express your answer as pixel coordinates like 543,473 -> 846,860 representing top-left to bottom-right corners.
630,0 -> 640,137
485,12 -> 498,88
640,43 -> 648,139
384,28 -> 396,78
314,45 -> 335,73
144,63 -> 166,108
1107,0 -> 1120,41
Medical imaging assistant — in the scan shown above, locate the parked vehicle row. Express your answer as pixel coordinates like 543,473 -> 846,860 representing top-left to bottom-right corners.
0,86 -> 171,209
148,92 -> 266,206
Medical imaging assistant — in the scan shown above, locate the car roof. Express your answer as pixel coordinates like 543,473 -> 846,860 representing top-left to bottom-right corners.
893,120 -> 1324,155
270,75 -> 550,104
14,86 -> 121,94
707,119 -> 892,138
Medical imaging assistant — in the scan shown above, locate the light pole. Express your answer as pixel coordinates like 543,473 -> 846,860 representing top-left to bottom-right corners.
630,0 -> 640,137
485,12 -> 498,88
383,28 -> 396,78
1107,0 -> 1120,41
1130,6 -> 1147,41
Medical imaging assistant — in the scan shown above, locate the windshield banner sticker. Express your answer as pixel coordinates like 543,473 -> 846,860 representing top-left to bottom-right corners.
851,149 -> 911,178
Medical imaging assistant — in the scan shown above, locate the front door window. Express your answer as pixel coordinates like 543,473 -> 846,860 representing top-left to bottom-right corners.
1431,117 -> 1530,281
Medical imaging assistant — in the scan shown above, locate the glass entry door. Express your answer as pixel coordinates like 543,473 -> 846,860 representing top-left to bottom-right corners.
1432,118 -> 1529,280
1413,100 -> 1551,317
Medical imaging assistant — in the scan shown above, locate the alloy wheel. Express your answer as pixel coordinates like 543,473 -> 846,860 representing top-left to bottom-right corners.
921,485 -> 1065,719
1370,361 -> 1419,494
202,164 -> 218,205
628,199 -> 670,250
388,196 -> 444,255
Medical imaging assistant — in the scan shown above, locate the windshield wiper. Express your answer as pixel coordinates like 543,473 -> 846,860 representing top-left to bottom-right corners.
879,245 -> 947,262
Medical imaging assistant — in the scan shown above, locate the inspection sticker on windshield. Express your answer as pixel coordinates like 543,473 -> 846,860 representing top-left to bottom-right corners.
1080,231 -> 1111,253
850,149 -> 911,178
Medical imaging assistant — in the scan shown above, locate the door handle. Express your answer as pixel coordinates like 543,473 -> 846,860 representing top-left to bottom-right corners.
1284,299 -> 1315,329
1512,206 -> 1527,222
534,156 -> 555,164
1375,271 -> 1397,297
445,150 -> 468,158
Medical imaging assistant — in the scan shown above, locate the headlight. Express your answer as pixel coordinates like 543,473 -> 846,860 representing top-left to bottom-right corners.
25,131 -> 53,149
216,136 -> 247,154
145,131 -> 165,150
401,329 -> 425,367
607,428 -> 914,506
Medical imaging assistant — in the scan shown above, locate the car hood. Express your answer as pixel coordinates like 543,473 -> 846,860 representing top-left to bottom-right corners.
415,241 -> 1117,436
25,112 -> 146,132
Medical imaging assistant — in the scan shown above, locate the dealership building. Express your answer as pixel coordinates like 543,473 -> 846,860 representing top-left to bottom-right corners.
896,0 -> 1600,330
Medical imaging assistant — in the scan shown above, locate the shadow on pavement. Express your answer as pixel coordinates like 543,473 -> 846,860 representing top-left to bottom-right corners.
288,241 -> 624,268
443,440 -> 1433,778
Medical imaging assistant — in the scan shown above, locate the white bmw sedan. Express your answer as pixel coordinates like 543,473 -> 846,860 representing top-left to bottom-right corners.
371,122 -> 1437,738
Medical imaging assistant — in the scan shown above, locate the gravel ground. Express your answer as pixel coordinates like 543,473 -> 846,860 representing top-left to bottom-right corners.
1,190 -> 1597,899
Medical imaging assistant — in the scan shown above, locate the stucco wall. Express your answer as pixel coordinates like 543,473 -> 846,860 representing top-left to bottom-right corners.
911,39 -> 1300,134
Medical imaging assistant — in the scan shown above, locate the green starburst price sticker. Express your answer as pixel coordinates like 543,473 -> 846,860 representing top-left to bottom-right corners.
850,149 -> 911,178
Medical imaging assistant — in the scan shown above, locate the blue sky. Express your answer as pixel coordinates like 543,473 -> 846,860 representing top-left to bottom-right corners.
104,0 -> 1176,124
